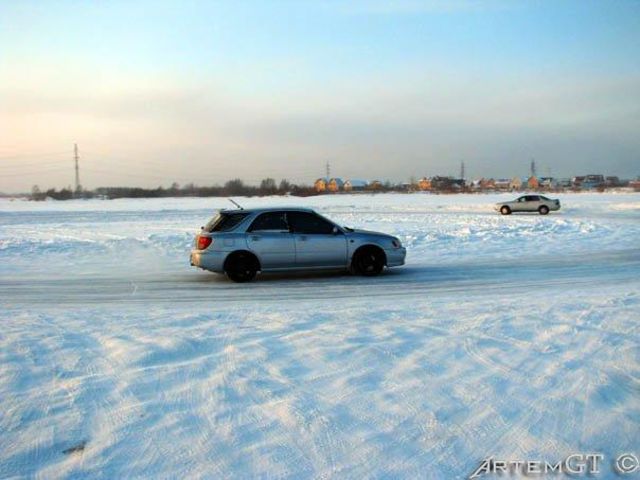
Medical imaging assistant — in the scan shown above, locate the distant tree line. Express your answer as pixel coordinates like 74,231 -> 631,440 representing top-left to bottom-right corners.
29,178 -> 317,201
27,174 -> 640,201
30,185 -> 76,201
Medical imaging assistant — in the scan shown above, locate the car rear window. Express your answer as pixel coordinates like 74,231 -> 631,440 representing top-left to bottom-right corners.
204,212 -> 250,232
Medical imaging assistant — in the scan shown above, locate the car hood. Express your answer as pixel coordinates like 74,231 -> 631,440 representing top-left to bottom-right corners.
346,228 -> 394,239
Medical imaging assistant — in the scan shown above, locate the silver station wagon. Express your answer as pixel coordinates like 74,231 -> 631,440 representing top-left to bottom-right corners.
190,207 -> 406,282
495,195 -> 561,215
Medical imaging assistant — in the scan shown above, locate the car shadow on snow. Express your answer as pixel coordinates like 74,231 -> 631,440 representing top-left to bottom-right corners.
184,247 -> 640,288
186,265 -> 463,286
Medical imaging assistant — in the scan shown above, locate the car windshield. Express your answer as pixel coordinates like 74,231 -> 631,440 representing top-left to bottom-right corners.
204,212 -> 250,232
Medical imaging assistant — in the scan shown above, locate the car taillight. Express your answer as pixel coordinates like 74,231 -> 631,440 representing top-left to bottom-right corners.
197,235 -> 213,250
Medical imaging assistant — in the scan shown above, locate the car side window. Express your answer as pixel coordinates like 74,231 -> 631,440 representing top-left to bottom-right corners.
248,212 -> 289,232
529,195 -> 540,201
287,212 -> 335,234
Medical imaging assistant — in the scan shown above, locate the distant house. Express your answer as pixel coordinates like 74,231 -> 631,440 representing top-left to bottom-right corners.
314,178 -> 328,193
494,179 -> 511,191
510,177 -> 523,191
605,176 -> 621,187
480,178 -> 496,191
470,179 -> 483,191
432,176 -> 464,191
418,177 -> 432,191
629,179 -> 640,191
527,176 -> 539,190
343,179 -> 368,192
582,174 -> 605,189
539,177 -> 557,190
368,180 -> 383,191
450,179 -> 465,191
572,176 -> 585,188
327,178 -> 344,192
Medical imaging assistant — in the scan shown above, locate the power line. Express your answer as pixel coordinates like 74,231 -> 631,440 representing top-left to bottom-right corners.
0,161 -> 71,171
0,167 -> 71,178
0,151 -> 69,161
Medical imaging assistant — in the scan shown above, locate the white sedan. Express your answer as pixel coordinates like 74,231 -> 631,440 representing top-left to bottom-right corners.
495,195 -> 561,215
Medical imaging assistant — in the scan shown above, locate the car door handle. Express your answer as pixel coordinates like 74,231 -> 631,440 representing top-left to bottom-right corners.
298,235 -> 308,241
250,235 -> 261,241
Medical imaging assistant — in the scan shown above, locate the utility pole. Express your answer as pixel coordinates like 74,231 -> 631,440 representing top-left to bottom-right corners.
530,158 -> 537,178
460,161 -> 465,180
325,161 -> 331,179
74,143 -> 81,193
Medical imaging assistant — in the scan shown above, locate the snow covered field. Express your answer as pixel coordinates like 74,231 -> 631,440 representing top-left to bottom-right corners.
1,193 -> 639,478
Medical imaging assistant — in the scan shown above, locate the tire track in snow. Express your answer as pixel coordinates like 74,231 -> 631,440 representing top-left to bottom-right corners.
2,248 -> 638,307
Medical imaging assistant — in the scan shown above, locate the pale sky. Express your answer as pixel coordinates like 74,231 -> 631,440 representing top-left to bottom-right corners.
1,0 -> 639,192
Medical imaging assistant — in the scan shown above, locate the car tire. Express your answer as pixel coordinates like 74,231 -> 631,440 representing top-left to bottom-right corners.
500,206 -> 511,215
538,205 -> 549,215
352,247 -> 385,276
224,252 -> 258,282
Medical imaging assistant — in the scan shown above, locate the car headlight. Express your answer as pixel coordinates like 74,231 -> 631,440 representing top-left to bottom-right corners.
391,238 -> 402,248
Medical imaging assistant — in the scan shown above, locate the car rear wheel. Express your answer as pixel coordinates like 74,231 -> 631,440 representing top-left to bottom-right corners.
538,205 -> 549,215
500,206 -> 511,215
225,252 -> 258,282
352,247 -> 385,276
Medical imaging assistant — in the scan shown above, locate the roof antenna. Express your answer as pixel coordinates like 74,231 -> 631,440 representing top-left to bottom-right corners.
228,198 -> 243,210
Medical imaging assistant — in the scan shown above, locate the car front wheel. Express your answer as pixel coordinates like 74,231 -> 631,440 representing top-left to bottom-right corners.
352,247 -> 385,276
538,205 -> 549,215
500,206 -> 511,215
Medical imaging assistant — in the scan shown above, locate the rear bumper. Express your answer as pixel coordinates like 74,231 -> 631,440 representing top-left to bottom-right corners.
385,247 -> 406,267
190,250 -> 226,273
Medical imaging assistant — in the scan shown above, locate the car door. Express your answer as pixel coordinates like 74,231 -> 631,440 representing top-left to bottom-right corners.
246,211 -> 295,269
512,196 -> 528,212
525,195 -> 541,211
287,211 -> 348,268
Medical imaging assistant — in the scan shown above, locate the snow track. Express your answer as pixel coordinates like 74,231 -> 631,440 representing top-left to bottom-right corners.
1,193 -> 639,479
2,248 -> 639,307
